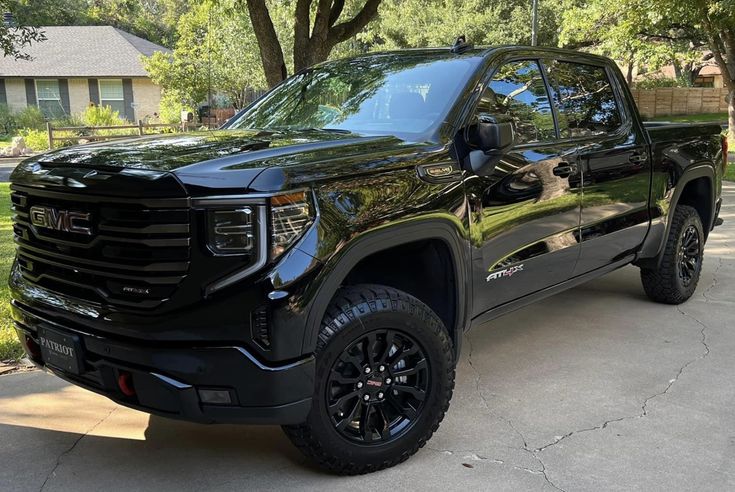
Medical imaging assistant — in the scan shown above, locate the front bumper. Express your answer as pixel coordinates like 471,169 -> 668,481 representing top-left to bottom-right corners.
12,300 -> 315,425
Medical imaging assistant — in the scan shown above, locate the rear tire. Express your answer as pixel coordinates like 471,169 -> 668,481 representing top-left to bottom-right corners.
283,284 -> 455,475
640,205 -> 704,304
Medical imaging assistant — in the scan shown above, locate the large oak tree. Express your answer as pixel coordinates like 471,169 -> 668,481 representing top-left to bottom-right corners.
241,0 -> 382,87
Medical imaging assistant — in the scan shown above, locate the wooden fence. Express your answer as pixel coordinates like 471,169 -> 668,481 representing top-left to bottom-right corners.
630,87 -> 729,119
46,121 -> 181,148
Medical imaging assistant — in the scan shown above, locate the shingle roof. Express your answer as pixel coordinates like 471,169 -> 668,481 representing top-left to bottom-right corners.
0,26 -> 171,78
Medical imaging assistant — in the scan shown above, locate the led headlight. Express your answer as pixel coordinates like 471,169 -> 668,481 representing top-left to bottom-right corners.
271,191 -> 314,258
207,207 -> 255,255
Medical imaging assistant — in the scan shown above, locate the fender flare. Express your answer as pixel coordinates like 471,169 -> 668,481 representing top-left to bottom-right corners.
300,218 -> 472,357
638,163 -> 715,268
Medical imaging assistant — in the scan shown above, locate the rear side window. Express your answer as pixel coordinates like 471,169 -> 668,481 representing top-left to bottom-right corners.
545,61 -> 622,138
478,60 -> 556,144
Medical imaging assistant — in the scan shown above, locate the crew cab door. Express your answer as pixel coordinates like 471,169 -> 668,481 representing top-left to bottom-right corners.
465,59 -> 582,316
543,59 -> 651,274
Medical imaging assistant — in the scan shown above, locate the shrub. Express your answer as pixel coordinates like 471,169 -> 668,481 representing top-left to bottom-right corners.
15,106 -> 46,131
0,104 -> 16,135
82,104 -> 124,127
19,128 -> 49,151
159,89 -> 193,124
54,113 -> 86,128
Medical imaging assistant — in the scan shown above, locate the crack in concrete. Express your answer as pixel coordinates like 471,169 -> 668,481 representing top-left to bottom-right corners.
466,333 -> 566,491
39,407 -> 117,492
532,298 -> 712,456
464,270 -> 716,491
701,256 -> 723,302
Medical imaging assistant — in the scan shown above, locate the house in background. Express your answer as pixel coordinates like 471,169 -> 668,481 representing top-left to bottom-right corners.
0,26 -> 170,121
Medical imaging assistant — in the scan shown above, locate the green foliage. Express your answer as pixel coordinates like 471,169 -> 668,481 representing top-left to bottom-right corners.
82,105 -> 124,127
9,0 -> 191,48
143,0 -> 272,108
0,104 -> 17,135
19,128 -> 48,151
635,75 -> 691,89
15,106 -> 46,131
0,184 -> 21,361
363,0 -> 563,49
158,89 -> 194,124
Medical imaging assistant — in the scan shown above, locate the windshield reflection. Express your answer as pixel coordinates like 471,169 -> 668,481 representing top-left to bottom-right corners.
228,53 -> 480,139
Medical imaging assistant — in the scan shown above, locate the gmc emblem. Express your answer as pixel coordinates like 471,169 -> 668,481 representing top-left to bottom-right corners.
29,205 -> 92,235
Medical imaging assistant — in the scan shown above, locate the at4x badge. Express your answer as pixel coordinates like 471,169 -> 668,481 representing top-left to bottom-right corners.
486,264 -> 524,282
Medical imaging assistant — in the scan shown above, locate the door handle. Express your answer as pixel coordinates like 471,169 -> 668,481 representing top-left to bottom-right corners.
629,153 -> 648,163
552,162 -> 577,178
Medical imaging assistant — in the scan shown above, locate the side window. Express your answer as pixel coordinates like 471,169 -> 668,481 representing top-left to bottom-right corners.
477,60 -> 555,144
545,61 -> 622,138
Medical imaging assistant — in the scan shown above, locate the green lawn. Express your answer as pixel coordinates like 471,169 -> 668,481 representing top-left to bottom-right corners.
648,112 -> 728,123
726,163 -> 735,182
0,183 -> 20,361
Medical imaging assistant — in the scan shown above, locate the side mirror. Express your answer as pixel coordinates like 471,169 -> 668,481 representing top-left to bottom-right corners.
467,113 -> 515,154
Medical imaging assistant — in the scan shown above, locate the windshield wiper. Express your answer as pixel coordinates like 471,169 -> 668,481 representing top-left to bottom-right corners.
295,127 -> 352,134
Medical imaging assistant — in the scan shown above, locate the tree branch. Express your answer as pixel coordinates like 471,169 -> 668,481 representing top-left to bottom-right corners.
328,0 -> 382,45
328,0 -> 345,26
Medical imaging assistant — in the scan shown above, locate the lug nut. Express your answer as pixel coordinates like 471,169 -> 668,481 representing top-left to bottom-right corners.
385,378 -> 392,384
363,394 -> 370,401
356,382 -> 364,389
379,365 -> 385,372
364,367 -> 371,374
377,392 -> 384,399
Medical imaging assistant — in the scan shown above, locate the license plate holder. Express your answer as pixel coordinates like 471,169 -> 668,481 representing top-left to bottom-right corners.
37,326 -> 84,375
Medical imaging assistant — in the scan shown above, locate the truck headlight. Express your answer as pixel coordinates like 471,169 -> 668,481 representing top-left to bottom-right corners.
206,208 -> 255,255
270,191 -> 314,258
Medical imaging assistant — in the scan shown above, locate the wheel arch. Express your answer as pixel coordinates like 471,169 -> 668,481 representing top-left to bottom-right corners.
301,219 -> 471,359
638,163 -> 715,269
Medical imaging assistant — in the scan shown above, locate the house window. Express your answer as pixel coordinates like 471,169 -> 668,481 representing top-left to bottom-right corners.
36,80 -> 65,118
694,76 -> 715,88
99,79 -> 126,116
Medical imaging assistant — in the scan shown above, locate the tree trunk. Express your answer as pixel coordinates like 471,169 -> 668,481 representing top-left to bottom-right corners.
728,88 -> 735,142
244,0 -> 287,87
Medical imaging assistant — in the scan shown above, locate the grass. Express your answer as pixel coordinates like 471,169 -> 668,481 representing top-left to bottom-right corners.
648,112 -> 728,123
726,163 -> 735,182
0,183 -> 20,361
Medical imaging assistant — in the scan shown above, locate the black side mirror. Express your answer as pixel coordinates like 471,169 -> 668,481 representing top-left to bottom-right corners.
465,113 -> 515,175
467,113 -> 515,154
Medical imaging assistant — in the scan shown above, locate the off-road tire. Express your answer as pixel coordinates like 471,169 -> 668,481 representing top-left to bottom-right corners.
640,205 -> 704,304
283,284 -> 455,475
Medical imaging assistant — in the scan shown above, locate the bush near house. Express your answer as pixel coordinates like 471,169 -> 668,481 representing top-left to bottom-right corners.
0,184 -> 22,361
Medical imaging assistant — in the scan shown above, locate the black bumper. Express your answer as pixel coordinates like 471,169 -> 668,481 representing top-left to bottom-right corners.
12,301 -> 315,425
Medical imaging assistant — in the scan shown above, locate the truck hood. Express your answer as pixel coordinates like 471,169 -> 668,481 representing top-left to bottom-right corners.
14,129 -> 427,194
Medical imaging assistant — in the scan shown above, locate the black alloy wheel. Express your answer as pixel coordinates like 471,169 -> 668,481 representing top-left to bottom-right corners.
326,329 -> 430,444
677,224 -> 700,287
283,284 -> 455,475
640,205 -> 704,304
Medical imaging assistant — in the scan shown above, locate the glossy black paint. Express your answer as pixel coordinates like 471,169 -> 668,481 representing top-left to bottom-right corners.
8,47 -> 723,424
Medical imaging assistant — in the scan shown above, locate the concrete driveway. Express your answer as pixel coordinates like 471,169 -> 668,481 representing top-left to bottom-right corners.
2,184 -> 734,491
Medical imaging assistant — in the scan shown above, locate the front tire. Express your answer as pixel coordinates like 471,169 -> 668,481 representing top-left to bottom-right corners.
640,205 -> 704,304
283,284 -> 455,475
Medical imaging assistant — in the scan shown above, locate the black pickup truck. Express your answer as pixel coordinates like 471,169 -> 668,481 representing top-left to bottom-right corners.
9,45 -> 726,474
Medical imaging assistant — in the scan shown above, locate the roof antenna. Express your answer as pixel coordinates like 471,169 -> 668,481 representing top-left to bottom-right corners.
450,35 -> 473,54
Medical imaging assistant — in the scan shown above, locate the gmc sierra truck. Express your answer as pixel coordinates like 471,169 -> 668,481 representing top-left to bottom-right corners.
10,44 -> 726,474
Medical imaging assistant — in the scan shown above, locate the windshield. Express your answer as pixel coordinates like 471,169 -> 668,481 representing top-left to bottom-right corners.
228,54 -> 479,139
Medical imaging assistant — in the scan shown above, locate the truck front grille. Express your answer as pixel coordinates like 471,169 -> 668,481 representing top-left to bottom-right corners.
11,185 -> 191,309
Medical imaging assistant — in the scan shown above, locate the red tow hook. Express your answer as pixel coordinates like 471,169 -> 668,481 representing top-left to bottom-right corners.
117,371 -> 136,397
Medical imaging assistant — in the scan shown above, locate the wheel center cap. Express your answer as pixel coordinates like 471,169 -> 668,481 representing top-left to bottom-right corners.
365,376 -> 384,388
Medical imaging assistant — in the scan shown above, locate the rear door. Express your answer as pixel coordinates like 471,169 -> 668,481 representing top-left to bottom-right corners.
544,59 -> 650,274
466,58 -> 582,316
